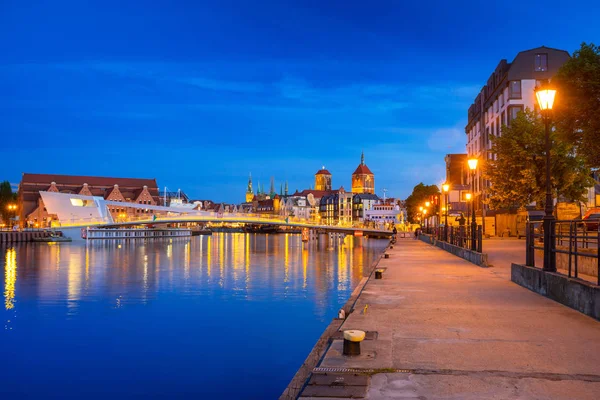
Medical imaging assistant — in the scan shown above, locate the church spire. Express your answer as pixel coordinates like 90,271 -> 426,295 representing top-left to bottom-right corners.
285,181 -> 288,196
361,150 -> 365,165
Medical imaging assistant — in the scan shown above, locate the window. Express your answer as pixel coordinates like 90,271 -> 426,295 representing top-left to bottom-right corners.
508,105 -> 524,125
535,53 -> 548,72
509,81 -> 521,99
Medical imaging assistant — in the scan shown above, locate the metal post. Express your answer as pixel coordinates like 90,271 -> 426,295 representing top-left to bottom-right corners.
597,224 -> 600,286
525,223 -> 533,266
444,193 -> 448,242
542,113 -> 556,272
471,171 -> 477,251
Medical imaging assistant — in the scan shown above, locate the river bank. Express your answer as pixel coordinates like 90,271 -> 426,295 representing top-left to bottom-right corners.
287,237 -> 600,399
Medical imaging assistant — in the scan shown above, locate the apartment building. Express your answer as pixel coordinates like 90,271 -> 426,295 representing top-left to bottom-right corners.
465,46 -> 570,211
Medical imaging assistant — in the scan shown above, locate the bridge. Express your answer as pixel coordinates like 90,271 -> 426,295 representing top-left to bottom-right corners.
38,191 -> 395,238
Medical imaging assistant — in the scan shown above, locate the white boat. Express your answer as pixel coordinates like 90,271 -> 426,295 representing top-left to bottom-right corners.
169,197 -> 197,209
82,227 -> 192,240
164,188 -> 197,210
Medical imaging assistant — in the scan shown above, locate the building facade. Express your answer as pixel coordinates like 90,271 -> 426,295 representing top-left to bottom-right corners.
315,168 -> 332,191
351,152 -> 375,194
352,193 -> 379,222
319,187 -> 353,226
18,173 -> 160,227
465,46 -> 570,210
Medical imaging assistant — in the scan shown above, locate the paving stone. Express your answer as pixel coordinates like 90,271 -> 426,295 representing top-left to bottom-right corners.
308,373 -> 370,386
300,384 -> 368,398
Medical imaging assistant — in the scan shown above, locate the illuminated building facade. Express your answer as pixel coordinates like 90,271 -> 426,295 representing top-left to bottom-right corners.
245,174 -> 254,203
315,168 -> 332,191
18,173 -> 160,227
351,152 -> 375,194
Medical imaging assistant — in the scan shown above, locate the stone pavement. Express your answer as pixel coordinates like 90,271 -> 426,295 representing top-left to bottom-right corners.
300,239 -> 600,400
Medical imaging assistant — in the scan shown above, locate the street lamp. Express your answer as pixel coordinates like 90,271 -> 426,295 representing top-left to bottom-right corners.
423,208 -> 428,231
536,85 -> 557,272
442,184 -> 450,241
467,159 -> 478,251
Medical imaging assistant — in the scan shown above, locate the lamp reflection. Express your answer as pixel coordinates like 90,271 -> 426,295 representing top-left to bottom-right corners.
4,248 -> 16,310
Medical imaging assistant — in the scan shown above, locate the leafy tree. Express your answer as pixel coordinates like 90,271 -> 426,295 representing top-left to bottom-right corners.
484,110 -> 593,211
405,183 -> 440,223
0,181 -> 17,224
553,42 -> 600,169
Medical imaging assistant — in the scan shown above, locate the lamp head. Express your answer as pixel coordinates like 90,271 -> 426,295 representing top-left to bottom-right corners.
467,158 -> 478,171
442,183 -> 449,192
535,86 -> 557,111
466,193 -> 472,201
425,201 -> 430,207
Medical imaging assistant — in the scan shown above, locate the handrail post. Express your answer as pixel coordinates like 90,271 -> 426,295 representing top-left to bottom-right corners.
525,223 -> 533,267
568,222 -> 573,278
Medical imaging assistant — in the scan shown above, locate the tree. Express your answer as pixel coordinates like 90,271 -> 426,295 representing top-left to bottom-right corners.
484,110 -> 593,211
405,183 -> 440,223
0,181 -> 17,224
553,42 -> 600,169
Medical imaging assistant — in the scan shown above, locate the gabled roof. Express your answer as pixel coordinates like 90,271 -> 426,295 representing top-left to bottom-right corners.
315,169 -> 332,175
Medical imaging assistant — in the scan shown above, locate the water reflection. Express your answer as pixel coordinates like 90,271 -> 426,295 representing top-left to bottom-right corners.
4,248 -> 16,310
0,233 -> 387,399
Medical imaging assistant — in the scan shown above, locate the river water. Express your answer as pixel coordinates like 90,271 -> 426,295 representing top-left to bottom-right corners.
1,233 -> 387,399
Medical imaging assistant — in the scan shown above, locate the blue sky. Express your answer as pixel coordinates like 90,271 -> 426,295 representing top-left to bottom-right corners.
1,0 -> 598,203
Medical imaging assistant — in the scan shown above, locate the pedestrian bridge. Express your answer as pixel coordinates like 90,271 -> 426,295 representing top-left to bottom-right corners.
39,191 -> 394,237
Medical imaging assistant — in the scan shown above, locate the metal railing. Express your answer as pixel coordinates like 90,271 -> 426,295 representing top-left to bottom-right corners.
525,220 -> 599,285
423,225 -> 483,253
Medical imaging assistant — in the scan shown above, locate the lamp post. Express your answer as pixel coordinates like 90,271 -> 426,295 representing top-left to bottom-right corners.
7,204 -> 17,228
442,184 -> 449,241
423,208 -> 428,232
536,85 -> 557,272
467,159 -> 478,251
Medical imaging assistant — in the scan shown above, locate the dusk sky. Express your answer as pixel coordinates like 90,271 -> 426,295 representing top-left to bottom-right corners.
1,0 -> 598,203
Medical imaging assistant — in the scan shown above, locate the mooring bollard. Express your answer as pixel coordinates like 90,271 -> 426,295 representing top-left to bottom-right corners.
343,330 -> 365,356
375,269 -> 383,279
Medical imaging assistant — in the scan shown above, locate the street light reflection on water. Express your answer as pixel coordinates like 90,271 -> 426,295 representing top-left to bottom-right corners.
1,233 -> 387,399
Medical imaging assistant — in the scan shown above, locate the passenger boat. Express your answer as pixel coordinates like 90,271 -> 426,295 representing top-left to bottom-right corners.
32,232 -> 72,243
82,227 -> 192,240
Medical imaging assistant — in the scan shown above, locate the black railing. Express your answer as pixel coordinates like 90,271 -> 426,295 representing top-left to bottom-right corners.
423,225 -> 483,253
525,220 -> 599,285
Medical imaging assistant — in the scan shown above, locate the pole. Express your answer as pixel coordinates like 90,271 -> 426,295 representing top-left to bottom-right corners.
471,171 -> 477,251
444,193 -> 448,241
543,113 -> 556,272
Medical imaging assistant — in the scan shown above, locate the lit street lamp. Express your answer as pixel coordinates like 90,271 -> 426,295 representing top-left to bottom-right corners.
423,208 -> 428,231
442,183 -> 449,241
467,159 -> 478,251
536,85 -> 557,272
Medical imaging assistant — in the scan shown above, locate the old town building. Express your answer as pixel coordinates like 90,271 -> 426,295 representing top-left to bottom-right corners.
351,152 -> 375,194
18,173 -> 159,227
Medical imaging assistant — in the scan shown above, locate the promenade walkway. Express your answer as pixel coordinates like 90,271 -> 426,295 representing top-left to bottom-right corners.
301,239 -> 600,400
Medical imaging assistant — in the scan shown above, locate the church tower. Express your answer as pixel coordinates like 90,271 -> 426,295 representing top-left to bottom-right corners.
315,166 -> 332,191
351,151 -> 375,194
245,173 -> 254,203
